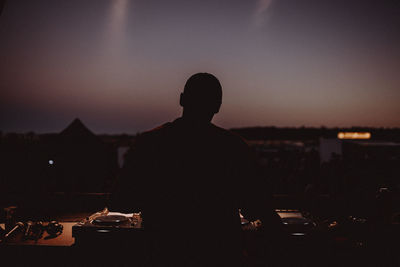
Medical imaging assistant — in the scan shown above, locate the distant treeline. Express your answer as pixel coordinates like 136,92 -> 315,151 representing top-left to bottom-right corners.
1,126 -> 400,144
230,126 -> 400,142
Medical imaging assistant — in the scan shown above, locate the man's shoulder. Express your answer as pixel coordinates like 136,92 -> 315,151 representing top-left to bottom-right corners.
137,120 -> 249,148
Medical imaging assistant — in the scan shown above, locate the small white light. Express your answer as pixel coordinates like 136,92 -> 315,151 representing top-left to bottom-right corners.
291,233 -> 306,236
48,160 -> 54,165
97,229 -> 110,233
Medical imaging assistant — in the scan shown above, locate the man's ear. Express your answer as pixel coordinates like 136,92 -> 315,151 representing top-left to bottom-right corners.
179,93 -> 184,107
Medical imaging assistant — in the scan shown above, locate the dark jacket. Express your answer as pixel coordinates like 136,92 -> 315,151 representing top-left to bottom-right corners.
113,118 -> 274,266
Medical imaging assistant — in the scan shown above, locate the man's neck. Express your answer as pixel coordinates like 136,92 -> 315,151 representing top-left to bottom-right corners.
180,114 -> 213,127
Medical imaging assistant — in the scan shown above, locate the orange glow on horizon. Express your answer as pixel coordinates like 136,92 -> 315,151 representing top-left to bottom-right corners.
337,132 -> 371,140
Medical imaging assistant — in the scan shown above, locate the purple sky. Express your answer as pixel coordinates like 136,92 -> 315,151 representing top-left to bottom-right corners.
1,0 -> 399,133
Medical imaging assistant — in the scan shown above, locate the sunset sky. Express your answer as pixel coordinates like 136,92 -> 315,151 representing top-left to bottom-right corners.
1,0 -> 399,133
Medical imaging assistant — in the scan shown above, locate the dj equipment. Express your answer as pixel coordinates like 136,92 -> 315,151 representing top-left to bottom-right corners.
0,225 -> 5,237
72,209 -> 143,246
46,221 -> 63,237
25,221 -> 44,240
4,222 -> 25,240
0,220 -> 64,244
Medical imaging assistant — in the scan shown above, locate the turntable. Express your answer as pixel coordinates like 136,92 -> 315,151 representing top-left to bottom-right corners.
72,208 -> 143,246
92,215 -> 130,226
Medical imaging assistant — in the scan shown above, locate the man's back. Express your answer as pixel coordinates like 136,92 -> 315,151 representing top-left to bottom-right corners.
114,118 -> 256,266
112,73 -> 273,266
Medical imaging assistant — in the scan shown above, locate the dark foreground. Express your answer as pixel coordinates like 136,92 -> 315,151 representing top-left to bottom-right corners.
1,210 -> 400,267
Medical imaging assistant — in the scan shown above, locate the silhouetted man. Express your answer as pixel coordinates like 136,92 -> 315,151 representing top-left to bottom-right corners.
113,73 -> 278,266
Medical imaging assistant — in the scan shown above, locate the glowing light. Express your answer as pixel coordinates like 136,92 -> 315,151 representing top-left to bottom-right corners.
97,229 -> 111,233
48,160 -> 54,165
291,233 -> 306,236
337,132 -> 371,140
104,0 -> 130,51
253,0 -> 274,27
110,0 -> 129,31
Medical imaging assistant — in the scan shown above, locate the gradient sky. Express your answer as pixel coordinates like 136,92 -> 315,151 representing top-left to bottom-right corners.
1,0 -> 399,133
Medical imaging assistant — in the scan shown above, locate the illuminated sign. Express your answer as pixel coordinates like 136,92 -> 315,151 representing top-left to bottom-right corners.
337,132 -> 371,140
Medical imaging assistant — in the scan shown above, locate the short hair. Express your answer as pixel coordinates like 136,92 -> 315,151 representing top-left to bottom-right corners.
183,73 -> 222,109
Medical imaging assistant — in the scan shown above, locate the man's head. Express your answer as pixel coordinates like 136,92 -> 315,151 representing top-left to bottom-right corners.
180,73 -> 222,123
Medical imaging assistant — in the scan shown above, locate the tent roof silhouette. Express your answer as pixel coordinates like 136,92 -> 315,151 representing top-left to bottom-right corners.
60,118 -> 101,144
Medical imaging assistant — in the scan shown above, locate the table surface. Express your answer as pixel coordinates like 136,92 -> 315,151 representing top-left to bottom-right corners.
1,215 -> 258,247
1,222 -> 76,247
